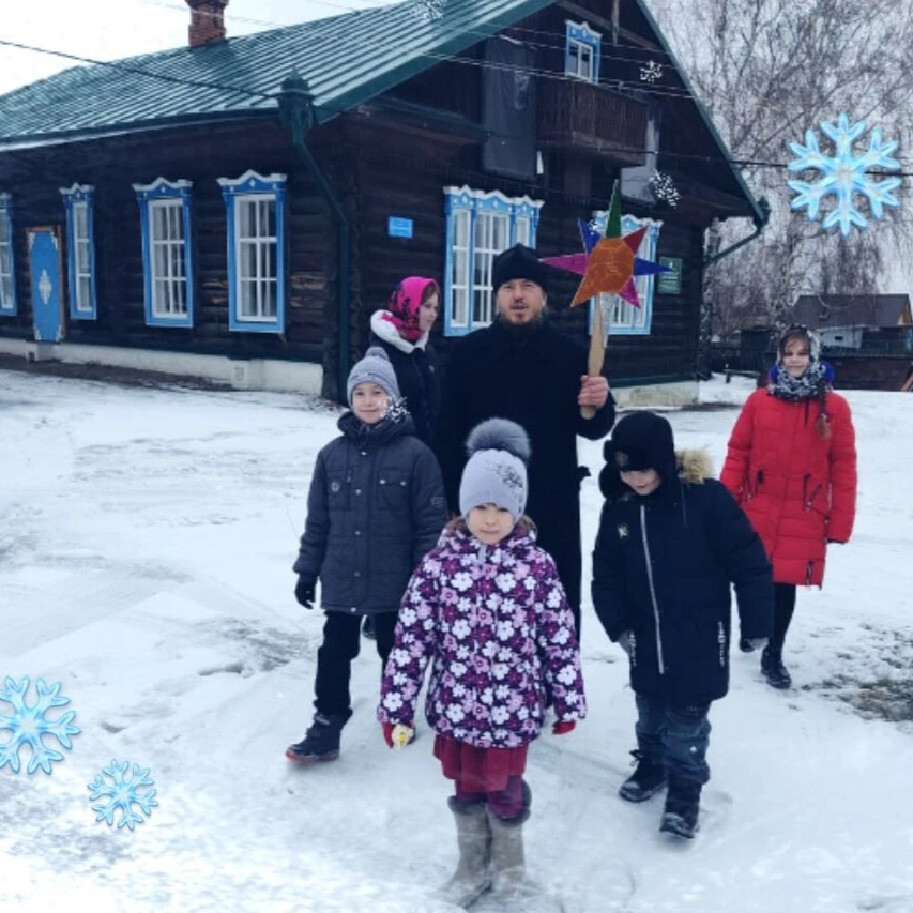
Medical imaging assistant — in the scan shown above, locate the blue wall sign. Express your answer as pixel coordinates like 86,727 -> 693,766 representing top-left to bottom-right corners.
388,216 -> 413,239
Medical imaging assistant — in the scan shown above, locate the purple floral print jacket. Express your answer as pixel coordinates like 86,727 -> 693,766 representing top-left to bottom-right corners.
378,522 -> 586,749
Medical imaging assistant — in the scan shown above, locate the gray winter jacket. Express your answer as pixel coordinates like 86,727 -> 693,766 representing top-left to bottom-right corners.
293,409 -> 446,615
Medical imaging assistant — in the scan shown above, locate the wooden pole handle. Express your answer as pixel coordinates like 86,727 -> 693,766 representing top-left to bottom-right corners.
580,303 -> 606,420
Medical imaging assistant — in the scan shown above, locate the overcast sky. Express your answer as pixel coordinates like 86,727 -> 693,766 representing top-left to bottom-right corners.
0,0 -> 397,94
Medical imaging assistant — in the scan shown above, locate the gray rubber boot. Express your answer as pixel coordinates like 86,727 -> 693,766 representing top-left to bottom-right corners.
486,804 -> 538,902
438,799 -> 491,909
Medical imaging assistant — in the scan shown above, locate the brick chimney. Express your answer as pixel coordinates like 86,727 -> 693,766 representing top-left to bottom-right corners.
186,0 -> 228,46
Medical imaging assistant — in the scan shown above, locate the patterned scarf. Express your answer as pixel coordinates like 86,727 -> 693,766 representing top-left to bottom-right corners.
768,362 -> 825,401
381,277 -> 438,343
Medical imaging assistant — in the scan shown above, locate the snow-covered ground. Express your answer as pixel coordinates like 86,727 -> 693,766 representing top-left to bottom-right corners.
1,369 -> 912,913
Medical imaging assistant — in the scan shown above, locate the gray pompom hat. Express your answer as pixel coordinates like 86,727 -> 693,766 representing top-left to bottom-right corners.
347,346 -> 400,405
459,418 -> 531,522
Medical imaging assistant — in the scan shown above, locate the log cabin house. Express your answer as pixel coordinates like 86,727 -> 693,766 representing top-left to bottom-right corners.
0,0 -> 765,404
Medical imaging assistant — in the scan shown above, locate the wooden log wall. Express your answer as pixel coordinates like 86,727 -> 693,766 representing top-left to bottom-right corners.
0,119 -> 335,368
344,112 -> 704,385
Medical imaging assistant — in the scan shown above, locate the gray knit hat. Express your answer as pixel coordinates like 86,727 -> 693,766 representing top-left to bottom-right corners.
347,346 -> 400,404
459,419 -> 531,522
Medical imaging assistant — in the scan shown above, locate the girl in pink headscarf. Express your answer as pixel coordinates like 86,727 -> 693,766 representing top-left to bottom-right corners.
369,277 -> 442,446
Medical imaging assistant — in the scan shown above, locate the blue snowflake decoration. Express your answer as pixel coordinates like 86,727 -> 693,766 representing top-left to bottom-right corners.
787,112 -> 901,237
88,759 -> 158,831
0,676 -> 80,775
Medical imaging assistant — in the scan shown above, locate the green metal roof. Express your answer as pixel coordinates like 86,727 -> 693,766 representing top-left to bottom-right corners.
0,0 -> 553,147
0,0 -> 759,220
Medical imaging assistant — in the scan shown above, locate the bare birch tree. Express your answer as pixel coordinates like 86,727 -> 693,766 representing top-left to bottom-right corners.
649,0 -> 913,336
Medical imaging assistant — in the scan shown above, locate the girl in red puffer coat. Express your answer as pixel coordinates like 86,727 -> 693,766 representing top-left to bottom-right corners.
721,324 -> 856,689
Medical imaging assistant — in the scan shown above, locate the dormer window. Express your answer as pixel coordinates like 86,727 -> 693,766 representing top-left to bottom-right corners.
565,21 -> 600,82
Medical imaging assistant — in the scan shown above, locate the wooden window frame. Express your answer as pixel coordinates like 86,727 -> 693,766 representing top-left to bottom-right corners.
60,184 -> 97,320
217,170 -> 287,334
0,194 -> 16,316
442,186 -> 543,337
565,20 -> 601,83
134,178 -> 195,328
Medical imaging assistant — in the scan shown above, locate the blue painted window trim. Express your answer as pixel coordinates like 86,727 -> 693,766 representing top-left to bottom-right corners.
133,178 -> 195,329
589,213 -> 662,336
217,170 -> 287,334
565,20 -> 601,82
60,183 -> 97,320
442,186 -> 543,337
0,194 -> 16,316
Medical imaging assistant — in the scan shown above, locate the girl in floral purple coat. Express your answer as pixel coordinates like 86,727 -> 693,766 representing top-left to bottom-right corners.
378,419 -> 585,908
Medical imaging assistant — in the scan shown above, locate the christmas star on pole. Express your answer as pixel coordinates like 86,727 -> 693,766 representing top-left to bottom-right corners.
541,181 -> 671,307
539,181 -> 671,418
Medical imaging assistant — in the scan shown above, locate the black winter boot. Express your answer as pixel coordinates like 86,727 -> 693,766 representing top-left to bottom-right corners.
619,750 -> 667,803
761,646 -> 792,689
286,712 -> 348,764
659,776 -> 702,838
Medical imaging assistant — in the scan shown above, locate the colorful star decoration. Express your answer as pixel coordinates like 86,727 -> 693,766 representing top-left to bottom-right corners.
542,182 -> 671,307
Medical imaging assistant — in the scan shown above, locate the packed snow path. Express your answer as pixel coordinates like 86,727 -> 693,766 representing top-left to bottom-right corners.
1,370 -> 912,913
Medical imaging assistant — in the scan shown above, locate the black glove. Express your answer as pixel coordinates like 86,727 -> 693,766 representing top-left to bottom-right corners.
294,577 -> 316,609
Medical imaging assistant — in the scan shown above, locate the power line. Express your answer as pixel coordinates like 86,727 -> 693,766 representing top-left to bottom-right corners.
134,0 -> 386,27
3,0 -> 905,117
0,34 -> 910,179
0,38 -> 272,100
132,0 -> 680,63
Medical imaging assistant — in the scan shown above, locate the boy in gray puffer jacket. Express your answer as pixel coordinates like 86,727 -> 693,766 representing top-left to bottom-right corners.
287,347 -> 446,764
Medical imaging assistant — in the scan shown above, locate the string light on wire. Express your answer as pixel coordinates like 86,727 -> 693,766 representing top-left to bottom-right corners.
650,170 -> 680,207
639,60 -> 663,83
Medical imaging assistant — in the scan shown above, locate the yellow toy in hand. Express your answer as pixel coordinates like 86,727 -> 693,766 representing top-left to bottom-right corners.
382,721 -> 415,750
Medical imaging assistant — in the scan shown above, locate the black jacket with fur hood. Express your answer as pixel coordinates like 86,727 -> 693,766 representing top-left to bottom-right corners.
592,450 -> 774,707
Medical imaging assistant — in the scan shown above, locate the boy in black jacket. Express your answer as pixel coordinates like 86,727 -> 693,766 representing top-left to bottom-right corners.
287,347 -> 446,764
592,411 -> 773,837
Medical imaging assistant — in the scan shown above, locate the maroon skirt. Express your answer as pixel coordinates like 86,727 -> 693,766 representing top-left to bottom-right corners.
433,735 -> 529,793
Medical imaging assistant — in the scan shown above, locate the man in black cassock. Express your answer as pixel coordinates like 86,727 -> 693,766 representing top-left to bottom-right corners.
435,244 -> 615,634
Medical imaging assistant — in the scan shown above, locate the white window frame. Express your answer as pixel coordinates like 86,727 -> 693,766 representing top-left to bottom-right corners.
591,213 -> 663,336
133,178 -> 194,328
60,183 -> 97,320
0,194 -> 15,316
565,20 -> 601,83
217,170 -> 287,334
234,195 -> 277,322
442,186 -> 544,336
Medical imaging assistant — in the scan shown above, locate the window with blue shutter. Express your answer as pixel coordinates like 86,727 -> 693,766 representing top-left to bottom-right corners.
60,184 -> 97,320
442,186 -> 543,336
134,178 -> 195,328
0,194 -> 15,316
217,170 -> 287,334
565,20 -> 601,82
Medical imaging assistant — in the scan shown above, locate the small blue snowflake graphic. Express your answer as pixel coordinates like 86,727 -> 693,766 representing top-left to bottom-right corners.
88,759 -> 158,831
0,675 -> 80,775
787,112 -> 902,237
